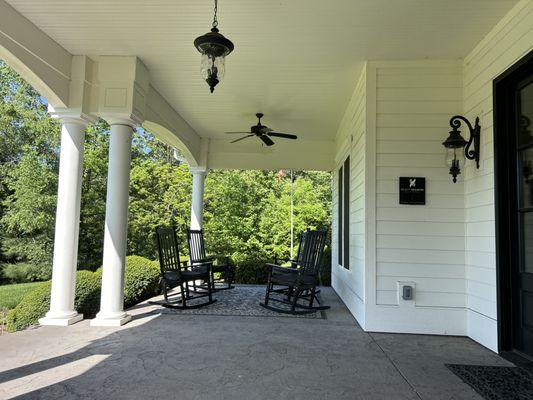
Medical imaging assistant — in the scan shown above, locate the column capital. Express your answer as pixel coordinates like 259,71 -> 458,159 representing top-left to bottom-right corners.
101,114 -> 141,129
48,105 -> 95,126
189,166 -> 208,175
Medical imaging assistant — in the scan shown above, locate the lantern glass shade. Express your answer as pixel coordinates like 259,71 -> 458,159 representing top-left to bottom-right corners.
445,147 -> 465,169
200,53 -> 226,82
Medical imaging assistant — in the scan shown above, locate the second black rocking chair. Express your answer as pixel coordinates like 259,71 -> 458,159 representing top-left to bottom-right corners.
187,229 -> 234,291
151,225 -> 216,309
260,229 -> 329,315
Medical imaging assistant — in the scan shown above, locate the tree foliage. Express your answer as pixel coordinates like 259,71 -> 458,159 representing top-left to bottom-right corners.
0,60 -> 332,283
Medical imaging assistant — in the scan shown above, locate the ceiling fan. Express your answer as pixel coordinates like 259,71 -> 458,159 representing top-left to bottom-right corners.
225,113 -> 298,146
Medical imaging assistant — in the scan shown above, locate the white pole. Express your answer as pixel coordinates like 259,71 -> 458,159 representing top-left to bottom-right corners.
290,170 -> 294,259
40,118 -> 87,326
190,168 -> 207,230
91,123 -> 134,327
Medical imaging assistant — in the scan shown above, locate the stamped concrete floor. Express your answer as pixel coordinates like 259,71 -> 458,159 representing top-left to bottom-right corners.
0,287 -> 513,400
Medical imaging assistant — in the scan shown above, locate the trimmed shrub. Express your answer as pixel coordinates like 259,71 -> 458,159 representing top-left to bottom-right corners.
123,255 -> 161,307
74,270 -> 101,318
234,260 -> 270,284
6,281 -> 50,332
319,246 -> 332,287
6,270 -> 101,332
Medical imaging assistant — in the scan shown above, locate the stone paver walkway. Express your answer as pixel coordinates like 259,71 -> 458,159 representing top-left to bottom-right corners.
0,286 -> 512,399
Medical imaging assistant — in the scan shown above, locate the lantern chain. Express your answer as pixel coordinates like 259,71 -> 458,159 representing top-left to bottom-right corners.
212,0 -> 219,29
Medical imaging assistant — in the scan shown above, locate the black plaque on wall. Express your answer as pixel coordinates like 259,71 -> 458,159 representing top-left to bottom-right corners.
399,177 -> 426,205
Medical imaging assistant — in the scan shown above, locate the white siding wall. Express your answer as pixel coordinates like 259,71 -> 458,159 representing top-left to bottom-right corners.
463,0 -> 533,351
374,61 -> 465,307
332,66 -> 367,327
364,61 -> 467,335
331,0 -> 533,350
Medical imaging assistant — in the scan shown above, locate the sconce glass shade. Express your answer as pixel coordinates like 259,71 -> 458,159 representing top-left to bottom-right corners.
445,147 -> 466,167
445,147 -> 465,183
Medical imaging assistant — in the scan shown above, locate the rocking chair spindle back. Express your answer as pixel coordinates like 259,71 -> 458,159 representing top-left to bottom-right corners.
156,226 -> 182,276
188,229 -> 208,264
295,230 -> 327,274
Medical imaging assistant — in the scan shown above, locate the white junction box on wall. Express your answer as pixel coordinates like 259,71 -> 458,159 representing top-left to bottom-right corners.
397,281 -> 416,307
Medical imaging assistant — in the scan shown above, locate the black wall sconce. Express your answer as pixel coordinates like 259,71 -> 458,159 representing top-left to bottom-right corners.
442,115 -> 481,183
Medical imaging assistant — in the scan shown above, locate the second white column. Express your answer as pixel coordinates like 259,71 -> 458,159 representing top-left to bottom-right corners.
190,168 -> 207,230
91,122 -> 134,326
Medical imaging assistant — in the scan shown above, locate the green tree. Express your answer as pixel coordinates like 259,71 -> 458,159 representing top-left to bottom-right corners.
0,59 -> 332,284
0,60 -> 60,279
128,160 -> 191,259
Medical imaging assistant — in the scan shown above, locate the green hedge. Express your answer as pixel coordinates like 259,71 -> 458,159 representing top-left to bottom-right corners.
6,270 -> 100,332
6,256 -> 160,332
319,246 -> 332,287
123,255 -> 160,308
234,260 -> 270,284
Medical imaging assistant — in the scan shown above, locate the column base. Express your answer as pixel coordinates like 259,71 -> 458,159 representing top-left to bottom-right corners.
39,312 -> 83,326
90,312 -> 132,327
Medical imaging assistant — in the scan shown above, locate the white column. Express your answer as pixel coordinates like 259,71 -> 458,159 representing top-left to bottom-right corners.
190,168 -> 207,230
39,118 -> 88,326
91,122 -> 134,327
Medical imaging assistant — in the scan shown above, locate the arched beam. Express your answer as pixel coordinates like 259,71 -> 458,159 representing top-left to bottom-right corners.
0,0 -> 71,108
144,84 -> 202,167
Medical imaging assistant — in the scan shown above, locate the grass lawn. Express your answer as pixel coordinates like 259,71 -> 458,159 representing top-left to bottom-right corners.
0,282 -> 43,310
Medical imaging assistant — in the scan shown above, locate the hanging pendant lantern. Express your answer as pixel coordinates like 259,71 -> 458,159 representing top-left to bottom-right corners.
194,0 -> 234,93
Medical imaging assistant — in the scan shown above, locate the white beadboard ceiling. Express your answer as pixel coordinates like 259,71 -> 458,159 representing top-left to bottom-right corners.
6,0 -> 519,141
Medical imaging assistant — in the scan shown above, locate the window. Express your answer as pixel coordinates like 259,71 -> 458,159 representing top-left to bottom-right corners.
338,156 -> 350,269
338,165 -> 343,265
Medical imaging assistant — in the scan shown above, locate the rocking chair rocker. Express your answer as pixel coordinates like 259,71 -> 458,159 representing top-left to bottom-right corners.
260,229 -> 329,315
187,229 -> 234,291
151,225 -> 216,309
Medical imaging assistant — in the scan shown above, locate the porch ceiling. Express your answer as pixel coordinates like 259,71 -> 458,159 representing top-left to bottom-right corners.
5,0 -> 519,145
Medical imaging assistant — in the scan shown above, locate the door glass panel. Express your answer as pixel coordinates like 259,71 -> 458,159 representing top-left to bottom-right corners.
520,148 -> 533,208
523,212 -> 533,273
519,82 -> 533,147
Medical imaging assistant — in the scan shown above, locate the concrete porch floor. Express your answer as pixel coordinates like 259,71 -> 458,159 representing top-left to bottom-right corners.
0,287 -> 512,400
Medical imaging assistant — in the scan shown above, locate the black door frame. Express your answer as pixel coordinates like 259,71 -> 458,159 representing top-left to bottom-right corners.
494,50 -> 533,354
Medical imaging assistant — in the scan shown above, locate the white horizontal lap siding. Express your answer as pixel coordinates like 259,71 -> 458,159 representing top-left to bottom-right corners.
373,60 -> 466,313
463,0 -> 533,351
332,66 -> 367,327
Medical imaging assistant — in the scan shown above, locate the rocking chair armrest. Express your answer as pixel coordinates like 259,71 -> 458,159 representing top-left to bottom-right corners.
267,264 -> 299,275
191,260 -> 213,268
273,257 -> 298,268
265,263 -> 280,271
207,255 -> 231,265
193,257 -> 215,263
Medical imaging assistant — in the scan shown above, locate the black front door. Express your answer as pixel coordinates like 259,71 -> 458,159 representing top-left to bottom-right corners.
495,51 -> 533,359
514,76 -> 533,357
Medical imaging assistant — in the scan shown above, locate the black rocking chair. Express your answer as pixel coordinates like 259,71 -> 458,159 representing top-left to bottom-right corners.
275,229 -> 324,303
187,229 -> 234,291
260,229 -> 329,315
151,225 -> 216,309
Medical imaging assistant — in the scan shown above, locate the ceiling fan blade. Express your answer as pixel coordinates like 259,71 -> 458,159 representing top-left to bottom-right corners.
268,132 -> 298,140
225,131 -> 253,134
231,134 -> 254,144
259,135 -> 275,146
